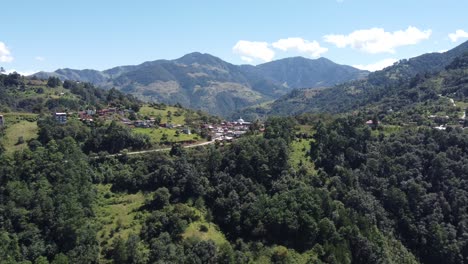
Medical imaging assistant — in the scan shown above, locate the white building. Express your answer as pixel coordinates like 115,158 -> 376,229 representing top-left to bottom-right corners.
55,113 -> 67,124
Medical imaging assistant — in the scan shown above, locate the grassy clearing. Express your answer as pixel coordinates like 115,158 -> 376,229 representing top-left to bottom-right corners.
182,221 -> 228,246
138,105 -> 189,124
1,118 -> 38,154
94,184 -> 149,260
133,127 -> 202,144
297,125 -> 314,134
381,125 -> 402,135
290,138 -> 315,171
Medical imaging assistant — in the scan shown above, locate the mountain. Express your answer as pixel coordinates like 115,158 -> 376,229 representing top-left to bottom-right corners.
33,68 -> 109,84
33,53 -> 368,116
254,57 -> 368,89
245,40 -> 468,118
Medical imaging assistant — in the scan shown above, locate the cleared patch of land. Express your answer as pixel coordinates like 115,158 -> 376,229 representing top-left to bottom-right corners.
182,221 -> 228,246
0,113 -> 39,154
94,184 -> 149,261
133,127 -> 201,144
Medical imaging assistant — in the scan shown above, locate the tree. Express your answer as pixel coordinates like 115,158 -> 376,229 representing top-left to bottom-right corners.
150,187 -> 170,209
264,116 -> 296,144
51,253 -> 69,264
47,77 -> 61,88
111,236 -> 128,264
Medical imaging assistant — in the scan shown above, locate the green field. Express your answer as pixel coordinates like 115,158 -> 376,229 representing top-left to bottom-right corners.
0,113 -> 39,154
138,105 -> 191,124
182,221 -> 228,246
94,184 -> 149,261
133,127 -> 202,144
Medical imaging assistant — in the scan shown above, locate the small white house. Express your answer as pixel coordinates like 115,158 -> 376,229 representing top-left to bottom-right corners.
55,113 -> 67,124
0,115 -> 4,126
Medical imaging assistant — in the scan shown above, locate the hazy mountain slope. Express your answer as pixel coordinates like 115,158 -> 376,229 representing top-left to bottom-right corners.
254,57 -> 368,89
34,68 -> 109,84
32,53 -> 368,116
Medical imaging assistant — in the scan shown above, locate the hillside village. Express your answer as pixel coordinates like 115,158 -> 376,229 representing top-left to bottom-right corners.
54,105 -> 258,144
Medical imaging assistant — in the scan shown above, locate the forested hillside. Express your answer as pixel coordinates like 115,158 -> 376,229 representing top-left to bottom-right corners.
1,115 -> 424,263
241,40 -> 468,120
1,41 -> 468,264
0,73 -> 140,113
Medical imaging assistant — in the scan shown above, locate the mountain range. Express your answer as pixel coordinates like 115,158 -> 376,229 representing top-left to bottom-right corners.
239,40 -> 468,119
33,54 -> 368,116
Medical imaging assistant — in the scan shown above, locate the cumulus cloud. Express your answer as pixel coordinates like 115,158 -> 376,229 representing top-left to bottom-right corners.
3,69 -> 37,76
353,58 -> 398,72
272,38 -> 328,58
232,40 -> 275,62
240,56 -> 253,63
324,26 -> 432,54
448,29 -> 468,42
35,56 -> 45,61
0,42 -> 14,62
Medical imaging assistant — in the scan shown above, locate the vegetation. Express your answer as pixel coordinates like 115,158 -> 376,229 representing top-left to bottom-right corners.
247,42 -> 468,121
0,73 -> 140,113
0,113 -> 39,154
1,44 -> 468,263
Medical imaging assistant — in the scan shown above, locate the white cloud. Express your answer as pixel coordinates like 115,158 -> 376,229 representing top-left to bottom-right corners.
448,29 -> 468,42
35,56 -> 45,61
324,26 -> 432,54
240,56 -> 253,63
232,40 -> 275,62
353,58 -> 398,72
4,69 -> 37,76
272,37 -> 328,58
0,42 -> 14,62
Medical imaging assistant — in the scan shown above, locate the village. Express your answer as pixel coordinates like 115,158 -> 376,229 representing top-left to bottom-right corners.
52,106 -> 260,145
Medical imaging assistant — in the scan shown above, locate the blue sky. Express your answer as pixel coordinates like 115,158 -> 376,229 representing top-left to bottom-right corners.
1,0 -> 468,74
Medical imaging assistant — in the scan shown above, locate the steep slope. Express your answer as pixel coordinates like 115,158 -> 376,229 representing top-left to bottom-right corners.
32,53 -> 367,116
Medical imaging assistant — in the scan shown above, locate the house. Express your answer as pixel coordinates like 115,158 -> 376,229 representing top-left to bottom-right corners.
0,115 -> 4,126
233,131 -> 246,137
182,127 -> 191,134
134,120 -> 151,128
365,120 -> 379,126
55,113 -> 67,124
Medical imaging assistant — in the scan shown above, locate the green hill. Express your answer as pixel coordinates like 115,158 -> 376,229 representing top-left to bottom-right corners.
247,40 -> 468,121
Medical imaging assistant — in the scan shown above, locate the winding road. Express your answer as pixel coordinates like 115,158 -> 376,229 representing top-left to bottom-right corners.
104,140 -> 216,157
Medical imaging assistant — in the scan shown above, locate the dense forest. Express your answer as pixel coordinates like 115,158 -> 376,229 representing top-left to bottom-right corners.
2,109 -> 467,263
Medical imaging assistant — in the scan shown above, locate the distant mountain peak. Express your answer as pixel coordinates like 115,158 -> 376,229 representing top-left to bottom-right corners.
175,52 -> 227,66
